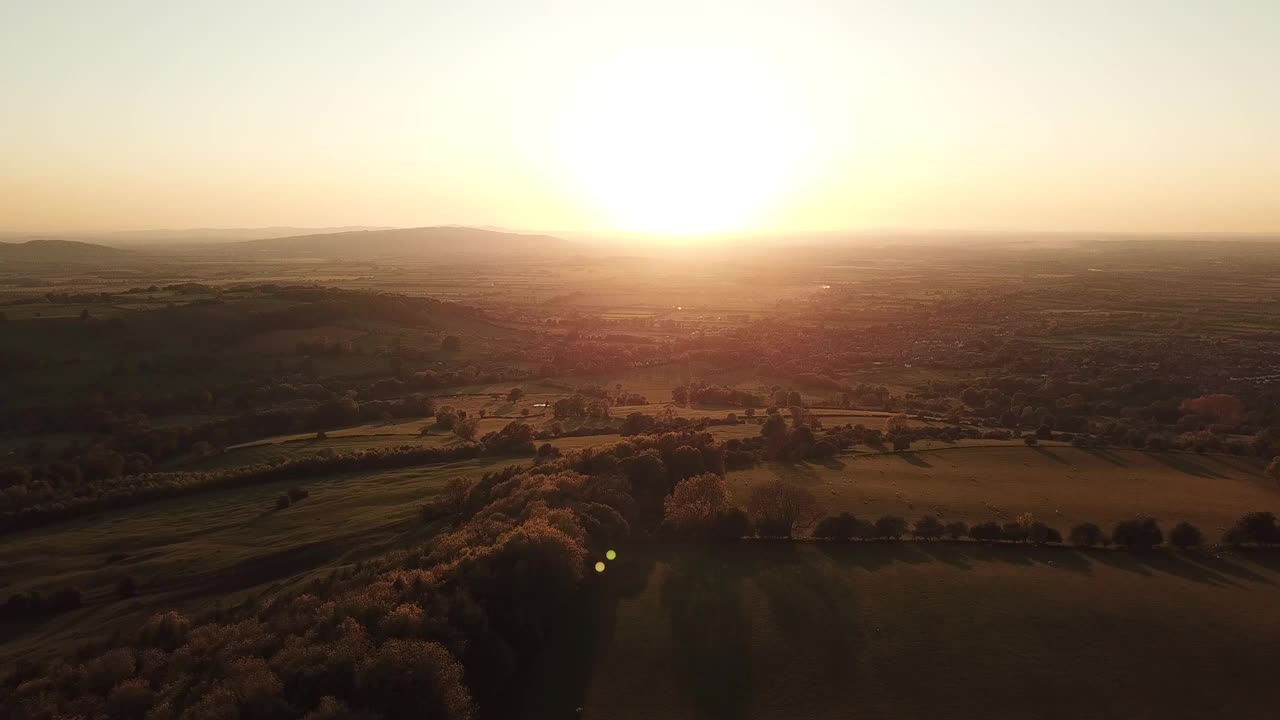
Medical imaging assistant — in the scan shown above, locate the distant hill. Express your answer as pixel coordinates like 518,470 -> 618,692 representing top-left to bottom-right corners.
95,226 -> 396,245
236,226 -> 572,258
0,239 -> 131,263
0,226 -> 396,246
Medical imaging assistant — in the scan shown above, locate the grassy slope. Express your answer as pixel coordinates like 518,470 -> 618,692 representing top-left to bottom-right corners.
0,456 -> 516,663
533,543 -> 1280,720
728,445 -> 1276,533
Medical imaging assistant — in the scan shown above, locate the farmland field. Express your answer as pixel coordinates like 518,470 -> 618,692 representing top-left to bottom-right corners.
5,237 -> 1280,720
0,456 -> 515,663
727,445 -> 1274,534
532,542 -> 1280,720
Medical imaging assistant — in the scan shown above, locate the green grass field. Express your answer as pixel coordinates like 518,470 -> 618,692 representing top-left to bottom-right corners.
522,542 -> 1280,719
0,455 -> 517,663
728,445 -> 1276,535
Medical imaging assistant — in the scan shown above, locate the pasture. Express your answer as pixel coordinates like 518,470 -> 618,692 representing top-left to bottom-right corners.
526,542 -> 1280,720
0,456 -> 515,663
728,445 -> 1275,534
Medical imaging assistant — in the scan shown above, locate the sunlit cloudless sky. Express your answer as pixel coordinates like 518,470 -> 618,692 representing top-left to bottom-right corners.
2,0 -> 1278,234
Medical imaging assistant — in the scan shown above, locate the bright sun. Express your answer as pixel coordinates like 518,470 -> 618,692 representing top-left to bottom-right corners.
558,47 -> 808,236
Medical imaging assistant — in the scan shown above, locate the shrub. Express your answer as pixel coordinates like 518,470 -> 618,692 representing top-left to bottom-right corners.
1069,522 -> 1106,547
747,480 -> 820,538
1169,522 -> 1203,548
288,486 -> 309,502
1023,435 -> 1038,446
969,521 -> 1002,542
1223,511 -> 1279,546
1001,522 -> 1029,543
1112,517 -> 1163,550
357,638 -> 473,719
709,508 -> 753,541
875,515 -> 907,540
453,417 -> 480,441
1027,521 -> 1061,545
116,576 -> 137,599
912,515 -> 945,540
884,414 -> 911,433
105,677 -> 153,719
275,494 -> 291,510
814,512 -> 862,541
812,439 -> 838,459
944,520 -> 968,540
480,421 -> 536,455
663,473 -> 731,538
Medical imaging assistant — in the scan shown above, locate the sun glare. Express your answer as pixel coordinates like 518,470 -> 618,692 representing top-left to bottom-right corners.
558,47 -> 808,236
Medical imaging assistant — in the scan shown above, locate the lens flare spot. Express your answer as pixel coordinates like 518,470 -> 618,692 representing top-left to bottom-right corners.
594,561 -> 606,573
606,549 -> 617,561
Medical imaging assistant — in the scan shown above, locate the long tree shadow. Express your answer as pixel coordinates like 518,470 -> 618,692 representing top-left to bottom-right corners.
661,545 -> 757,720
515,547 -> 657,720
1087,547 -> 1240,586
1203,454 -> 1262,476
1030,445 -> 1071,465
1148,452 -> 1228,479
774,462 -> 824,487
816,541 -> 932,571
932,542 -> 1094,575
815,539 -> 1271,588
1235,550 -> 1280,576
894,452 -> 932,468
1083,447 -> 1129,467
1179,550 -> 1272,585
752,545 -> 863,700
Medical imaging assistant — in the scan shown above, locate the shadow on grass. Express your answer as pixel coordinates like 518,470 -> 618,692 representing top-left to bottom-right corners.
514,547 -> 658,719
1030,445 -> 1072,465
661,544 -> 759,720
1149,452 -> 1228,479
1203,454 -> 1261,476
895,452 -> 932,468
815,540 -> 1271,588
774,462 -> 824,486
1083,447 -> 1129,466
1086,547 -> 1254,587
753,545 -> 862,692
1181,550 -> 1273,585
519,540 -> 1278,717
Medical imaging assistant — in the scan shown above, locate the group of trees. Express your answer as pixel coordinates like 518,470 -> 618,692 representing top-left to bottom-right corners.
4,387 -> 1279,720
671,383 -> 766,408
805,511 -> 1280,550
2,457 -> 642,719
551,394 -> 611,420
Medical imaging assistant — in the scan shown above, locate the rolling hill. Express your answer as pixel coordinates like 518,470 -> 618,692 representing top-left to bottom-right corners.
235,226 -> 572,258
0,238 -> 131,263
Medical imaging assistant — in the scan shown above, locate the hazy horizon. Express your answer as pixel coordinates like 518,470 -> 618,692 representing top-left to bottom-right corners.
4,0 -> 1279,237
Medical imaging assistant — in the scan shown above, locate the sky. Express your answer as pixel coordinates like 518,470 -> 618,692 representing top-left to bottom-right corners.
2,0 -> 1278,236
